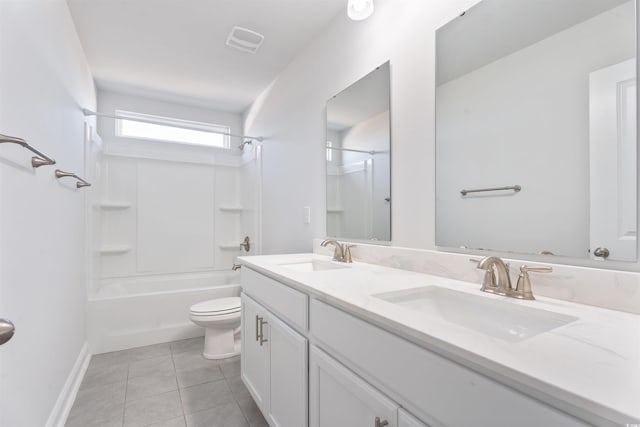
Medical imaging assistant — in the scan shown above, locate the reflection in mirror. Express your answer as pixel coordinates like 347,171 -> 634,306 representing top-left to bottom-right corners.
326,62 -> 391,242
435,0 -> 637,262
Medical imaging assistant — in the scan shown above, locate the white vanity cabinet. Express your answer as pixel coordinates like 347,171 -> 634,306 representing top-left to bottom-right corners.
241,265 -> 593,427
310,299 -> 590,427
398,410 -> 429,427
310,346 -> 400,427
240,294 -> 269,410
241,268 -> 308,427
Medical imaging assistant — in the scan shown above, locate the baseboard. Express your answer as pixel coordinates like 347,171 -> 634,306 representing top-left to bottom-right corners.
45,341 -> 91,427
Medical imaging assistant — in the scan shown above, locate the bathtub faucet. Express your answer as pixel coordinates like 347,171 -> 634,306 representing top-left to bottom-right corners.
232,263 -> 242,271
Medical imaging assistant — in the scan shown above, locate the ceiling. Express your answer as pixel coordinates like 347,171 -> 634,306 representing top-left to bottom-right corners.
67,0 -> 347,112
436,0 -> 631,85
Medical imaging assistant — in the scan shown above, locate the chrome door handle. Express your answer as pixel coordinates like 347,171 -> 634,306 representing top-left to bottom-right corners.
258,317 -> 268,346
255,315 -> 260,342
0,318 -> 15,345
593,247 -> 610,258
375,417 -> 389,427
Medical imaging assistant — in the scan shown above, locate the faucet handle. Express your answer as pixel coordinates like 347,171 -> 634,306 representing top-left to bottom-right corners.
343,244 -> 356,263
515,264 -> 552,300
520,265 -> 552,274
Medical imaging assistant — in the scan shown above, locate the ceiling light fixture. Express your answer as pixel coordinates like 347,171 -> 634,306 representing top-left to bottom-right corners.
347,0 -> 374,21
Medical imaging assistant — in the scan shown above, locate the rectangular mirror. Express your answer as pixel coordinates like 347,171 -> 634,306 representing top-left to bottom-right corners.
436,0 -> 637,262
326,62 -> 391,242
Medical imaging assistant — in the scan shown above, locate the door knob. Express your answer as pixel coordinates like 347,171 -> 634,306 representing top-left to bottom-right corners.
0,318 -> 15,345
593,247 -> 610,258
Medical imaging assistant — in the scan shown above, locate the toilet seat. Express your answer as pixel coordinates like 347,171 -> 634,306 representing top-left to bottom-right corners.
190,297 -> 241,316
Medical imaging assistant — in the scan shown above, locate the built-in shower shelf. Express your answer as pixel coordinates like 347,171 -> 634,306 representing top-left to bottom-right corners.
327,207 -> 345,213
99,245 -> 131,255
219,206 -> 244,212
218,243 -> 242,250
99,201 -> 132,210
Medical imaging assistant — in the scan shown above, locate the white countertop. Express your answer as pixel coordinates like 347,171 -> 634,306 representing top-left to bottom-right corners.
239,253 -> 640,426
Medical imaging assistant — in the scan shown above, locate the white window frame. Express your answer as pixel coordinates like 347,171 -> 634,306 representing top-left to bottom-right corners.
115,110 -> 231,149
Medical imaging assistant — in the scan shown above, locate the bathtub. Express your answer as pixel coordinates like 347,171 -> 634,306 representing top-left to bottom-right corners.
88,271 -> 241,354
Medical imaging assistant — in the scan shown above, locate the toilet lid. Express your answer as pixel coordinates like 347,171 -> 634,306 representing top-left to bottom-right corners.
190,297 -> 241,315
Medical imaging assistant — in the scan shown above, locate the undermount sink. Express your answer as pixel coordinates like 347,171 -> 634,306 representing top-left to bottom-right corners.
373,286 -> 577,342
280,259 -> 349,272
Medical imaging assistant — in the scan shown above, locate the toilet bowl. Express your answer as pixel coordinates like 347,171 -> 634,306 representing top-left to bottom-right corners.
189,297 -> 241,360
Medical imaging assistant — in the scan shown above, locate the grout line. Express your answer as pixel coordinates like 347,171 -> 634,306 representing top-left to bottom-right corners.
228,375 -> 252,427
169,346 -> 188,426
121,362 -> 130,427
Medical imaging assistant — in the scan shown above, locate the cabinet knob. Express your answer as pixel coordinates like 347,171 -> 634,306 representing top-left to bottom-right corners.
375,417 -> 389,427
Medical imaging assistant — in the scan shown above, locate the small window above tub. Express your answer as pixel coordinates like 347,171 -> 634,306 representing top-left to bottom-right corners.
115,110 -> 231,149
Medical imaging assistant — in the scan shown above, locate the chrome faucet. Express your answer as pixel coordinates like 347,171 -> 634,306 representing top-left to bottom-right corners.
320,239 -> 355,263
473,256 -> 552,300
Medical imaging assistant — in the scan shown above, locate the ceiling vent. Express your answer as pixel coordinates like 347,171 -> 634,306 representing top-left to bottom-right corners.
226,26 -> 265,54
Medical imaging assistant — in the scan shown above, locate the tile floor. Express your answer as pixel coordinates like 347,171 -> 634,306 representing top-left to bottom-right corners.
65,337 -> 268,427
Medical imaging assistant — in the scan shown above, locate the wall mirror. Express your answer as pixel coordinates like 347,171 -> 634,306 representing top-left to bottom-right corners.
326,62 -> 391,242
435,0 -> 637,262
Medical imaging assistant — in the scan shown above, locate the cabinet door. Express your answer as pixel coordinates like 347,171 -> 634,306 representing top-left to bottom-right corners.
267,313 -> 308,427
241,293 -> 268,411
398,409 -> 429,427
310,345 -> 398,427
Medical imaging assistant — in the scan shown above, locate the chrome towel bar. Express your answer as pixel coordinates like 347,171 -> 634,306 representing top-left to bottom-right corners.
55,169 -> 91,188
0,133 -> 56,168
460,185 -> 521,196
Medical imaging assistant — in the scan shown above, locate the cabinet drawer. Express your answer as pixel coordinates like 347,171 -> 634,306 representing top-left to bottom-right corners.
310,299 -> 588,427
242,267 -> 308,332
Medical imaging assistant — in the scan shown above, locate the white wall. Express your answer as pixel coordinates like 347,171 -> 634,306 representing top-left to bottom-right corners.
244,0 -> 481,254
245,0 -> 640,272
0,1 -> 96,425
436,2 -> 635,258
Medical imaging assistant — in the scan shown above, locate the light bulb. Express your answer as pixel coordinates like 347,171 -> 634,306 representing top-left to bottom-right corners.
352,0 -> 367,12
347,0 -> 374,21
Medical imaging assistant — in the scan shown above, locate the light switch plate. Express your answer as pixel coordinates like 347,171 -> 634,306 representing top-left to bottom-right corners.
303,206 -> 311,224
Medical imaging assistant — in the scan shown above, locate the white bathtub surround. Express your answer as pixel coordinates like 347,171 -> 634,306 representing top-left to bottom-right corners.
239,253 -> 640,426
88,272 -> 240,354
313,239 -> 640,315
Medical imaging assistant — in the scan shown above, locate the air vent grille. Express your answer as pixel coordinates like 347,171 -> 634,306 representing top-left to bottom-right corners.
225,26 -> 264,54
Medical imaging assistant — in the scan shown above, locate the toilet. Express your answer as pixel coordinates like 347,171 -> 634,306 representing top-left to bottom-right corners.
189,297 -> 241,360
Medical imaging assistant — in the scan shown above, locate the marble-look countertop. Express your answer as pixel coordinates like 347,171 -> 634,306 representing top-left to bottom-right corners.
239,253 -> 640,426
